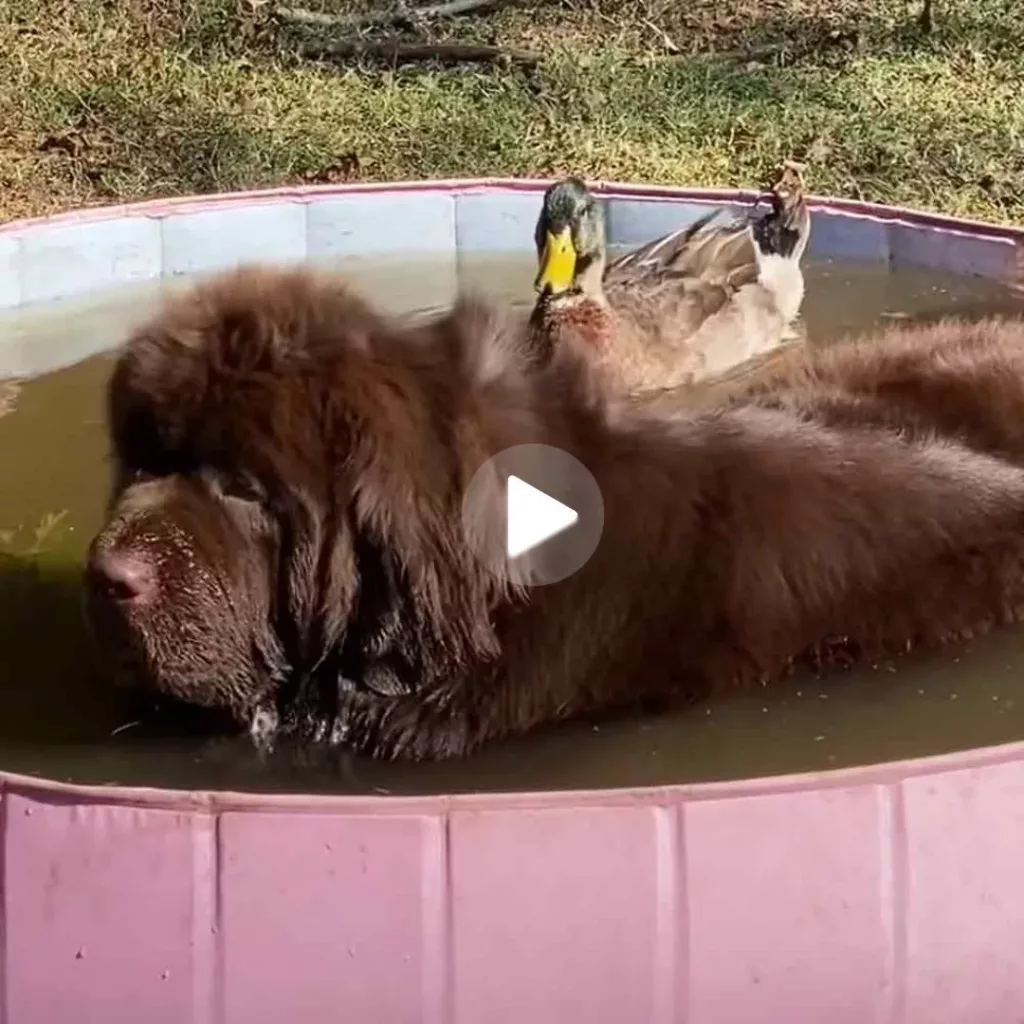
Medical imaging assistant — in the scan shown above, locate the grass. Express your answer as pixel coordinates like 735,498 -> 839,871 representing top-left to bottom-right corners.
0,0 -> 1022,223
0,381 -> 17,418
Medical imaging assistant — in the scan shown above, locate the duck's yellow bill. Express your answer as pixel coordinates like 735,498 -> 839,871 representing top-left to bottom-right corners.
535,228 -> 577,294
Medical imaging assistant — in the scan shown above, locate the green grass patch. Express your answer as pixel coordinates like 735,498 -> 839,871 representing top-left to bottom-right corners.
0,0 -> 1022,222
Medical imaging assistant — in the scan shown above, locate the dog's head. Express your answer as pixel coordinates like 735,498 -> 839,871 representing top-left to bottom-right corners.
85,265 -> 545,745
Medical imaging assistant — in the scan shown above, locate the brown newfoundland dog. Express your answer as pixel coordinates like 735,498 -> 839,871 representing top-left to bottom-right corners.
85,264 -> 1024,760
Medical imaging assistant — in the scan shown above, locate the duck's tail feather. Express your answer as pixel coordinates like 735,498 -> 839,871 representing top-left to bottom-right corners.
752,160 -> 811,262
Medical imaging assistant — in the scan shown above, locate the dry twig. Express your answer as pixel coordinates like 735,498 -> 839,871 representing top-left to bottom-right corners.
300,38 -> 539,65
640,17 -> 679,55
919,0 -> 934,33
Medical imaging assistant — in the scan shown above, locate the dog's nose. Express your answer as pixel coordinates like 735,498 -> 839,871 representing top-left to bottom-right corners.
88,548 -> 156,605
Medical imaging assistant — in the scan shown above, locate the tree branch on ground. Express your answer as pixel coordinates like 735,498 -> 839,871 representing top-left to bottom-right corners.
275,0 -> 522,33
706,27 -> 859,67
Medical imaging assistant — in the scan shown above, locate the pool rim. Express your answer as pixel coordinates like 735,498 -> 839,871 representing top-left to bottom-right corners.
2,175 -> 1024,244
2,175 -> 1024,808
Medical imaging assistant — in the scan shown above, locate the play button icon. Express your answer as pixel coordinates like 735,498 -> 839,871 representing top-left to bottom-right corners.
506,475 -> 579,558
461,443 -> 605,587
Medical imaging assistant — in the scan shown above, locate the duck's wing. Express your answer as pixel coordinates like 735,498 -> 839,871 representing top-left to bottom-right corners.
605,208 -> 759,293
605,162 -> 811,293
597,165 -> 812,391
601,205 -> 778,377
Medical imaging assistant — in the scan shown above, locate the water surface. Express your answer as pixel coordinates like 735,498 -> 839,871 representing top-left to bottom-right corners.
2,252 -> 1024,795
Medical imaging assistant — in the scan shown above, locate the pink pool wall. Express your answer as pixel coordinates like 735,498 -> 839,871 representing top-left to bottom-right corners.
2,180 -> 1024,1024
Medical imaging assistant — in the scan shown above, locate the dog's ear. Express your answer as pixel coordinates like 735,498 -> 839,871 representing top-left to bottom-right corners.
272,479 -> 363,692
260,290 -> 509,689
342,412 -> 506,668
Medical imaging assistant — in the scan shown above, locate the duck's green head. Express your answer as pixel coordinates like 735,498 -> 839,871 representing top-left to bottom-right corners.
533,177 -> 606,296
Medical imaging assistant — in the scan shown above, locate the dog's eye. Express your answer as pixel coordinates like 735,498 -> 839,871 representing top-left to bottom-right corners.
225,479 -> 264,503
211,473 -> 264,504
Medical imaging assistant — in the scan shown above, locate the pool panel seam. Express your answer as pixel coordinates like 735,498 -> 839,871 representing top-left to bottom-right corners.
421,812 -> 451,1024
884,782 -> 909,1024
654,801 -> 683,1024
191,810 -> 220,1024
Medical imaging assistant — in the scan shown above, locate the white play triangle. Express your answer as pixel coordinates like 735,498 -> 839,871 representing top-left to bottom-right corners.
505,475 -> 579,559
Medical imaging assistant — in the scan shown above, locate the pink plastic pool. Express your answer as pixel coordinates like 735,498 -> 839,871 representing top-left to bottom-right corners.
2,179 -> 1024,1024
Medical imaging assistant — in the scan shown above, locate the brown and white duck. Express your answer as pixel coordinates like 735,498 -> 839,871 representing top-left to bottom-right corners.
530,162 -> 812,394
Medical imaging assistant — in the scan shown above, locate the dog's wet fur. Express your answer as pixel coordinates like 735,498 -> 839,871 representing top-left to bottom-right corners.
85,264 -> 1024,760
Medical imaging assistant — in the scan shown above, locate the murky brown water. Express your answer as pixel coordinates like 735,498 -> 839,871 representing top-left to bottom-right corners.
3,253 -> 1024,795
